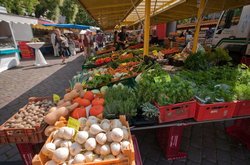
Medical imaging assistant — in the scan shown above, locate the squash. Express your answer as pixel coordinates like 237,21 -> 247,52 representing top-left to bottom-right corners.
64,89 -> 79,101
71,107 -> 86,119
89,105 -> 104,116
92,98 -> 104,106
44,107 -> 69,125
67,102 -> 79,112
73,98 -> 91,107
83,91 -> 94,101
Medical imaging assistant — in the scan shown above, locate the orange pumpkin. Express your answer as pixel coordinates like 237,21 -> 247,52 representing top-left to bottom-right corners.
89,105 -> 104,116
73,97 -> 91,107
71,107 -> 86,119
92,98 -> 105,106
83,91 -> 94,101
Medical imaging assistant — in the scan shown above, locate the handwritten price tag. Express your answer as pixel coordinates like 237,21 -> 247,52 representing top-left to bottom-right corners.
67,117 -> 80,131
53,94 -> 60,104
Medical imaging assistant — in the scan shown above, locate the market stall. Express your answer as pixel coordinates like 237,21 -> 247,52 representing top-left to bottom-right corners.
0,13 -> 37,72
1,1 -> 250,165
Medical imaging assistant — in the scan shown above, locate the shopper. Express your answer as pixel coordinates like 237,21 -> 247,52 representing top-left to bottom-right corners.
95,31 -> 104,49
113,31 -> 118,47
55,29 -> 70,64
116,26 -> 128,50
67,33 -> 76,56
51,30 -> 59,57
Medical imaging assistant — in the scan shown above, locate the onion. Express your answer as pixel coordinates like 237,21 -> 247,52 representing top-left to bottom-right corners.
111,128 -> 124,142
95,133 -> 107,145
75,131 -> 89,144
69,142 -> 82,156
52,147 -> 69,164
85,138 -> 96,151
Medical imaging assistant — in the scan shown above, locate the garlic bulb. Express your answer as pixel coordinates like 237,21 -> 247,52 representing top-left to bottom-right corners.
106,131 -> 113,143
104,154 -> 115,160
62,127 -> 75,140
89,124 -> 104,135
73,154 -> 86,164
94,144 -> 102,155
120,140 -> 130,153
100,144 -> 111,156
41,143 -> 56,158
110,142 -> 121,156
52,147 -> 69,164
96,133 -> 107,145
93,157 -> 103,162
53,138 -> 64,148
122,128 -> 129,140
85,138 -> 97,151
116,153 -> 125,159
84,151 -> 95,162
110,119 -> 122,129
78,117 -> 87,128
83,126 -> 90,132
57,127 -> 65,139
52,130 -> 59,139
68,159 -> 74,165
86,116 -> 98,127
100,120 -> 111,132
111,128 -> 124,142
69,142 -> 82,156
45,160 -> 56,165
60,140 -> 72,148
75,131 -> 89,144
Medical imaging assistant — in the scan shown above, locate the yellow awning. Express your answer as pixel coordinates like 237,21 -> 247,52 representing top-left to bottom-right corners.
125,0 -> 250,26
32,24 -> 55,30
77,0 -> 142,30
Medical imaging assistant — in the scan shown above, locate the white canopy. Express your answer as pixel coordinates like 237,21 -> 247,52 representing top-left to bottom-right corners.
0,13 -> 38,24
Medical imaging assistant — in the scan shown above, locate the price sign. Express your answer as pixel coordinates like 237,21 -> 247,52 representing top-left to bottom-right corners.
67,117 -> 80,131
53,94 -> 60,104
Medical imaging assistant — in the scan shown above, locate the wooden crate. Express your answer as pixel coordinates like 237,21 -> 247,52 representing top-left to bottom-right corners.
32,116 -> 135,165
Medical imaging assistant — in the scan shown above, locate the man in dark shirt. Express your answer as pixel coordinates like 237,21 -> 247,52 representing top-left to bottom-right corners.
116,26 -> 128,50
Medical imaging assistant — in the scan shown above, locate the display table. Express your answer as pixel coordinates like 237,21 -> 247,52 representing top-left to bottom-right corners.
0,48 -> 20,73
26,42 -> 48,66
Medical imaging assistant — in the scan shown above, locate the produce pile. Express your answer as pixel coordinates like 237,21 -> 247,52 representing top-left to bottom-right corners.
40,116 -> 132,164
2,98 -> 54,129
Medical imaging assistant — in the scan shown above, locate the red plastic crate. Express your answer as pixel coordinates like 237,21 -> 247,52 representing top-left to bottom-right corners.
18,41 -> 34,59
155,100 -> 196,123
233,100 -> 250,117
156,126 -> 187,160
16,143 -> 34,165
194,101 -> 236,121
241,56 -> 250,66
226,119 -> 250,149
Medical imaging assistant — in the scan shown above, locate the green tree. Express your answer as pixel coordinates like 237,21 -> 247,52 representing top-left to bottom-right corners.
75,7 -> 97,26
34,0 -> 61,21
60,0 -> 79,23
0,0 -> 39,15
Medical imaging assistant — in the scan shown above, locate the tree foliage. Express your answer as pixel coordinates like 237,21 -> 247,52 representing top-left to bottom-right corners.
0,0 -> 39,15
0,0 -> 97,26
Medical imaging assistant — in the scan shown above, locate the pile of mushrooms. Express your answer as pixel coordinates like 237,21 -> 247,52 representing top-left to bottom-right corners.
3,99 -> 54,129
42,116 -> 131,164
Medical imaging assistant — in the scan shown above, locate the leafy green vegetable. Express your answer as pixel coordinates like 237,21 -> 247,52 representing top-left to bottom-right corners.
104,86 -> 137,119
184,51 -> 210,71
86,74 -> 113,88
141,102 -> 159,119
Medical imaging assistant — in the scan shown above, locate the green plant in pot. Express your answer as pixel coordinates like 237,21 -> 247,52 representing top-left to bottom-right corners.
141,102 -> 159,120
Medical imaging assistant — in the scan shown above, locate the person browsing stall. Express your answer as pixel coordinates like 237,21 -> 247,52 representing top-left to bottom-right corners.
116,26 -> 128,50
55,29 -> 71,64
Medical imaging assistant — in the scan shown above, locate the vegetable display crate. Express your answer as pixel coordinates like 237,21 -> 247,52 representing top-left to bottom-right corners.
17,143 -> 35,165
156,126 -> 187,160
226,119 -> 250,150
0,97 -> 51,144
155,100 -> 196,123
32,116 -> 136,165
194,101 -> 236,121
233,100 -> 250,117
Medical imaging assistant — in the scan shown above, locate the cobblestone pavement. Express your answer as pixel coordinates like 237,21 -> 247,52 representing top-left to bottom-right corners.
0,54 -> 84,164
1,54 -> 250,164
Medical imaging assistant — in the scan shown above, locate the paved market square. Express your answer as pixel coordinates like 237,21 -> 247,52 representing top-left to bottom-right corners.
0,54 -> 250,165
